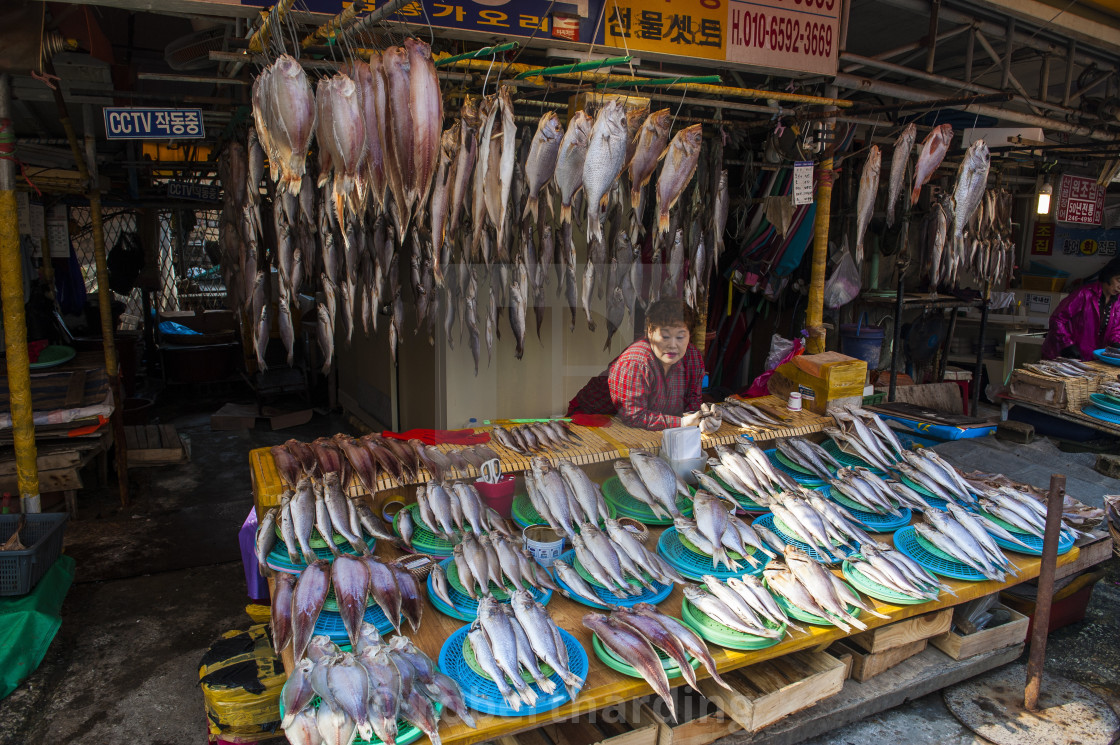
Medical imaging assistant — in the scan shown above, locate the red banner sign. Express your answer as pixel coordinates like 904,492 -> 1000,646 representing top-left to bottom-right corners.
1056,174 -> 1104,225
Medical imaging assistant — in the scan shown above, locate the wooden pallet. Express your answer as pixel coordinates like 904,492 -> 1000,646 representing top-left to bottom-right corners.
125,424 -> 188,466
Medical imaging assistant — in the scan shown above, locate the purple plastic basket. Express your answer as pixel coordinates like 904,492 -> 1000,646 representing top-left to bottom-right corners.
239,509 -> 270,602
0,513 -> 67,596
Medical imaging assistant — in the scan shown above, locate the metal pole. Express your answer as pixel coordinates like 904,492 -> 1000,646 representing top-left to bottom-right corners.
889,273 -> 904,401
971,294 -> 990,416
806,158 -> 835,355
1024,473 -> 1066,712
0,74 -> 40,513
81,105 -> 130,507
925,0 -> 941,73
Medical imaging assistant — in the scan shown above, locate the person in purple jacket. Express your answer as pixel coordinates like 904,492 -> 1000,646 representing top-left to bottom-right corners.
1042,256 -> 1120,360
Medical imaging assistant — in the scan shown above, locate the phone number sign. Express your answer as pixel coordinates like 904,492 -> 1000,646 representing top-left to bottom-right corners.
1056,174 -> 1105,226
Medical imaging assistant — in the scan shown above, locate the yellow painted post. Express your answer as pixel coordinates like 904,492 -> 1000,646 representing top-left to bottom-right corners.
806,158 -> 835,354
0,74 -> 40,512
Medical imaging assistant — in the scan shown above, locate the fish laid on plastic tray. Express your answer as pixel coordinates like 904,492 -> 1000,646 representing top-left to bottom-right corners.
765,546 -> 888,631
523,457 -> 613,538
673,491 -> 776,571
280,630 -> 474,745
829,466 -> 930,515
554,519 -> 684,604
913,508 -> 1013,581
451,530 -> 559,598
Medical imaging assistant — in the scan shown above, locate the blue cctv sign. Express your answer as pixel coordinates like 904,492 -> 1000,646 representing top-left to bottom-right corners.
103,107 -> 205,140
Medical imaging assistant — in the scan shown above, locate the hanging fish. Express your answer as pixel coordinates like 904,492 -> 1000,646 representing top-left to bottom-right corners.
255,55 -> 316,194
854,144 -> 881,265
522,111 -> 565,225
654,124 -> 703,235
885,123 -> 916,228
910,123 -> 953,205
583,99 -> 629,246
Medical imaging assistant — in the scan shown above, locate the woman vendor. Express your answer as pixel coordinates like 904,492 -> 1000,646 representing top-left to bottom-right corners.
568,298 -> 705,430
1042,256 -> 1120,360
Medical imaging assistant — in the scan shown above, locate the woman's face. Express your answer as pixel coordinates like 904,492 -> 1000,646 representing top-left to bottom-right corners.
1105,275 -> 1120,298
648,323 -> 690,367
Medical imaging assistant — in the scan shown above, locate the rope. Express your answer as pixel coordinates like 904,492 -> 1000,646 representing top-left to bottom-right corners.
0,119 -> 41,196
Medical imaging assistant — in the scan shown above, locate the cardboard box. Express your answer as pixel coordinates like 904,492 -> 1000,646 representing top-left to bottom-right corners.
776,353 -> 867,415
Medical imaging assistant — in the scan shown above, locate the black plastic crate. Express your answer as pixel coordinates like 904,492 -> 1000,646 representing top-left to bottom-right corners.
0,513 -> 68,596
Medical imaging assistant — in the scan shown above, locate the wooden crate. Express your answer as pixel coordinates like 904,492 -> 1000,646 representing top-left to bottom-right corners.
125,424 -> 188,465
847,607 -> 952,653
828,639 -> 928,682
697,650 -> 846,734
497,711 -> 660,745
1008,369 -> 1093,411
631,688 -> 742,745
929,604 -> 1029,660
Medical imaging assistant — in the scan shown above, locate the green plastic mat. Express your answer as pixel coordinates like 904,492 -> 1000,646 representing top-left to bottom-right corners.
841,559 -> 932,606
708,475 -> 767,511
773,448 -> 817,476
821,439 -> 884,471
462,633 -> 552,684
679,598 -> 785,650
591,633 -> 698,679
830,488 -> 897,516
976,509 -> 1031,536
0,554 -> 75,698
601,476 -> 693,525
913,531 -> 963,562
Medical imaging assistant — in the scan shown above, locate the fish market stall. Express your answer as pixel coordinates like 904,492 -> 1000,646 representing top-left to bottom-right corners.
250,407 -> 1111,745
1002,358 -> 1120,436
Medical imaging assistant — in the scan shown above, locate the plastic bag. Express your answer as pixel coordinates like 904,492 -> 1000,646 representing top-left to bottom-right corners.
824,242 -> 861,309
745,334 -> 805,397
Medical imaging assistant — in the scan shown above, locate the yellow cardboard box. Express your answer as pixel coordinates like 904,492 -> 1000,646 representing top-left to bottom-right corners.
777,353 -> 867,414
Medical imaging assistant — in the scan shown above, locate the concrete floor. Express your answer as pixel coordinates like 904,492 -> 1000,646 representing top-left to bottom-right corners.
0,397 -> 1118,745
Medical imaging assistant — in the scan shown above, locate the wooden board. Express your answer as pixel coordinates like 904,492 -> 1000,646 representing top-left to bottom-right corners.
633,701 -> 742,745
125,424 -> 187,465
697,650 -> 846,732
0,467 -> 81,492
846,607 -> 952,653
829,639 -> 927,682
258,480 -> 1105,745
929,604 -> 1029,660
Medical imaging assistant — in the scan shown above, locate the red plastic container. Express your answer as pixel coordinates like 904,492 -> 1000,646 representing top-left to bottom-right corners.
475,475 -> 516,518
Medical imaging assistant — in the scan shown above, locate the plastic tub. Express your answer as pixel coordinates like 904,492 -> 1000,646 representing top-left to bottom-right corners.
840,312 -> 885,370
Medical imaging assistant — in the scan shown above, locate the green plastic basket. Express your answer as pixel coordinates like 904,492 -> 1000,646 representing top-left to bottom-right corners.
273,523 -> 352,550
446,552 -> 519,600
841,559 -> 933,606
679,598 -> 786,650
708,475 -> 768,511
591,633 -> 699,679
512,493 -> 618,530
677,530 -> 749,562
821,439 -> 883,471
601,476 -> 693,525
462,632 -> 553,684
976,509 -> 1031,536
572,552 -> 651,591
773,448 -> 818,476
830,488 -> 897,516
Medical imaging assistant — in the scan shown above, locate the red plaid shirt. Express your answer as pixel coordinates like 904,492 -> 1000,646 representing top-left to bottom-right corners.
568,340 -> 704,430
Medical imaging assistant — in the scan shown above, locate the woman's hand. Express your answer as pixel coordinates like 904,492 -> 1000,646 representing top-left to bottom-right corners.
681,410 -> 703,428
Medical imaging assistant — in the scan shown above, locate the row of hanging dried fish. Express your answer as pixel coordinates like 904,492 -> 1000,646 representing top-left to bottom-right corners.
219,41 -> 729,375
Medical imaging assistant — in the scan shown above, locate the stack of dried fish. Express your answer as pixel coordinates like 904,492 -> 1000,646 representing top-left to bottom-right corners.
764,546 -> 889,631
828,407 -> 906,468
280,630 -> 474,745
914,508 -> 1011,580
1100,381 -> 1120,399
524,457 -> 612,537
767,490 -> 873,561
1022,358 -> 1098,378
556,520 -> 684,602
584,604 -> 731,719
707,442 -> 800,499
612,451 -> 691,519
718,398 -> 786,431
829,466 -> 931,514
974,487 -> 1086,543
271,553 -> 422,665
440,531 -> 557,600
849,542 -> 951,601
966,185 -> 1015,290
490,422 -> 583,455
684,577 -> 793,638
895,449 -> 977,507
776,437 -> 843,480
673,491 -> 776,570
468,593 -> 585,710
412,479 -> 511,541
964,471 -> 1103,530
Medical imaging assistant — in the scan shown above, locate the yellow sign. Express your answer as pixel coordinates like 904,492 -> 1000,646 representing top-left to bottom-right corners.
603,0 -> 726,61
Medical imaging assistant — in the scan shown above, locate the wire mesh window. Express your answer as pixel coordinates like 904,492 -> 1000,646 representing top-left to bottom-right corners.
68,205 -> 227,328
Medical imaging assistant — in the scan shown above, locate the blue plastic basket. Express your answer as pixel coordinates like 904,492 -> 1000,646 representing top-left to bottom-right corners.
989,528 -> 1074,556
313,602 -> 399,644
828,496 -> 911,533
438,624 -> 588,717
0,513 -> 67,596
426,557 -> 552,621
1081,404 -> 1120,426
265,537 -> 368,574
892,526 -> 989,581
394,503 -> 456,557
751,513 -> 855,564
1092,349 -> 1120,367
553,549 -> 672,609
657,527 -> 767,581
706,474 -> 768,511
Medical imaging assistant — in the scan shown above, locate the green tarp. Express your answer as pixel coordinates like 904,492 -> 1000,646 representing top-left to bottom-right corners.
0,555 -> 75,699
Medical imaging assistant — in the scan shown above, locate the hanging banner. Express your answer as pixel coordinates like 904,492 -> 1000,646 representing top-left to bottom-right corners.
237,0 -> 838,74
1030,221 -> 1054,256
1056,174 -> 1105,226
1053,227 -> 1120,258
